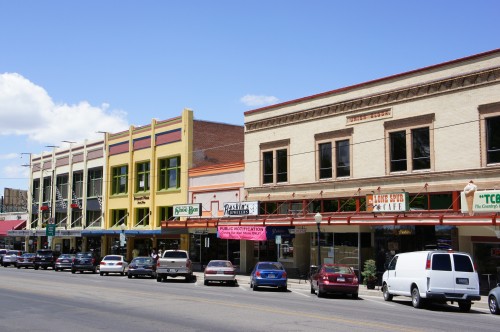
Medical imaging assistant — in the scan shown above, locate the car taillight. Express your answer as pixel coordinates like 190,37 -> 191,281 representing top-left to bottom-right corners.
224,270 -> 235,275
425,258 -> 431,270
100,261 -> 106,265
117,262 -> 123,266
56,258 -> 61,263
256,271 -> 261,277
282,272 -> 287,278
322,275 -> 328,281
157,261 -> 160,267
353,276 -> 359,284
91,258 -> 95,264
205,270 -> 216,274
186,260 -> 191,268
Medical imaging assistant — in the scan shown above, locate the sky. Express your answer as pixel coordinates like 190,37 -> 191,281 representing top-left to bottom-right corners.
0,0 -> 499,196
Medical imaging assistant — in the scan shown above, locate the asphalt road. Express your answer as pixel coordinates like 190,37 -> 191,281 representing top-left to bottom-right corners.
0,267 -> 498,332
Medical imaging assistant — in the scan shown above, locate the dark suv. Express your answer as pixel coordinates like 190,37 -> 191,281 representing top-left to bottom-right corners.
71,252 -> 99,274
34,249 -> 60,270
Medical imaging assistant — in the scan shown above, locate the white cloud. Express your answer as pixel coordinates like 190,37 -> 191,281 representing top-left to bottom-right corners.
0,73 -> 129,144
0,153 -> 19,160
240,94 -> 279,107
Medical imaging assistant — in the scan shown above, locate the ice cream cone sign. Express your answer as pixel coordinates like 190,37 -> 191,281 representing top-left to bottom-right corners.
463,180 -> 477,216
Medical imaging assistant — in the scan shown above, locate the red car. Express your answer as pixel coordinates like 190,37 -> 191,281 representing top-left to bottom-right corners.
310,264 -> 359,298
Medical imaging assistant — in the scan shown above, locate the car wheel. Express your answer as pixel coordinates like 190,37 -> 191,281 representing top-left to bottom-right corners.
282,285 -> 288,292
34,266 -> 39,270
310,285 -> 315,294
71,270 -> 76,274
352,293 -> 359,299
93,267 -> 97,274
411,287 -> 423,309
100,272 -> 104,276
317,289 -> 324,298
204,280 -> 209,286
383,284 -> 393,301
43,266 -> 47,270
489,295 -> 500,314
458,301 -> 472,312
253,284 -> 258,291
128,274 -> 132,279
17,266 -> 20,269
157,276 -> 162,282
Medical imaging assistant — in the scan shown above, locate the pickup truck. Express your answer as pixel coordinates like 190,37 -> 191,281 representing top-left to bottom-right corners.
156,250 -> 193,282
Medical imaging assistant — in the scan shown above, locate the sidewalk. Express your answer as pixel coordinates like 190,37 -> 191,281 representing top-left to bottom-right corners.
194,272 -> 490,310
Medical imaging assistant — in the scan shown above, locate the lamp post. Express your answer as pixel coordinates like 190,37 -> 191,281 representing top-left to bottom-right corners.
314,212 -> 322,266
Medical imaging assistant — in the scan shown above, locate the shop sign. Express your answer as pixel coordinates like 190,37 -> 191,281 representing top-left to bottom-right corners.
173,203 -> 202,217
7,230 -> 31,237
217,226 -> 267,241
223,201 -> 259,217
289,227 -> 306,234
366,192 -> 409,212
460,190 -> 500,215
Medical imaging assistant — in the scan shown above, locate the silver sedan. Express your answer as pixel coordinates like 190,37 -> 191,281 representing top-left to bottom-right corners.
203,260 -> 237,286
99,255 -> 128,276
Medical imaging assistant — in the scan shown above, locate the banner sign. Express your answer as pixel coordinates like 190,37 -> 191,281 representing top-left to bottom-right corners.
366,192 -> 409,212
173,203 -> 202,217
217,226 -> 267,240
461,190 -> 500,215
223,201 -> 259,217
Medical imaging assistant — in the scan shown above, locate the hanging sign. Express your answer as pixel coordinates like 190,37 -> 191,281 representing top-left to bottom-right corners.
223,201 -> 259,217
217,226 -> 267,241
173,203 -> 202,217
460,190 -> 500,215
366,192 -> 409,212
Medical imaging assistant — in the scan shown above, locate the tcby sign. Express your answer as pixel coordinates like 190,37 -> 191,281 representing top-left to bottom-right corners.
461,190 -> 500,215
218,226 -> 267,241
367,192 -> 409,212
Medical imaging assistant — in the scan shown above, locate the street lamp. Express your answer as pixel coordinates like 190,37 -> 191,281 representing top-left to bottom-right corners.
314,212 -> 322,266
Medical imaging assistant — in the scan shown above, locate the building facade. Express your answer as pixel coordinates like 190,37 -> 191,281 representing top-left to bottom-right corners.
103,109 -> 244,260
243,49 -> 500,284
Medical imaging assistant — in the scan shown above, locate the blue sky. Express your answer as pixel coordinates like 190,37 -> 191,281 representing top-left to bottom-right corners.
1,0 -> 499,195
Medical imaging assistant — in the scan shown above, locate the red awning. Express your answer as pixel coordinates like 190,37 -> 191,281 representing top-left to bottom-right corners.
0,220 -> 26,236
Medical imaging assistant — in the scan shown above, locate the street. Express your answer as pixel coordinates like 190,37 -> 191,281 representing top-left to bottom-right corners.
0,267 -> 498,332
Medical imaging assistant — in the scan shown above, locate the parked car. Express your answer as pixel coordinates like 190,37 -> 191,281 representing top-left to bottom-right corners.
310,264 -> 359,298
16,253 -> 36,269
488,283 -> 500,314
100,255 -> 128,276
250,261 -> 287,291
2,250 -> 23,267
55,253 -> 76,271
34,249 -> 60,270
203,260 -> 237,286
0,249 -> 8,265
72,252 -> 99,274
382,250 -> 480,312
128,256 -> 156,279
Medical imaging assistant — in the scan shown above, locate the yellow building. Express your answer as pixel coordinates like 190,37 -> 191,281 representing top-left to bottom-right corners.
100,109 -> 244,259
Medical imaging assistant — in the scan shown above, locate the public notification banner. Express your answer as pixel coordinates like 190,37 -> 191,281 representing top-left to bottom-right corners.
218,226 -> 267,241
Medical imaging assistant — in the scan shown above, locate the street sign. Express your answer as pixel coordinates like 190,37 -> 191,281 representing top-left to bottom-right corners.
120,232 -> 126,246
46,224 -> 56,237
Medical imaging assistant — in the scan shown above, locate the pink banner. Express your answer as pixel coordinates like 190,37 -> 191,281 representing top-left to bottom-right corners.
218,226 -> 267,241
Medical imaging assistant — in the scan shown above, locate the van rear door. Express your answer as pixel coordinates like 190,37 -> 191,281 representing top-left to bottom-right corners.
452,253 -> 479,295
429,253 -> 455,294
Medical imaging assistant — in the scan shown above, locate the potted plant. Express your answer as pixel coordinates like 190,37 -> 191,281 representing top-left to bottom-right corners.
361,259 -> 377,289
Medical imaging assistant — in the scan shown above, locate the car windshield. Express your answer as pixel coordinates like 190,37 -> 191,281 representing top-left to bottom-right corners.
164,251 -> 188,259
7,250 -> 19,255
23,253 -> 35,257
324,266 -> 352,274
208,261 -> 232,268
258,263 -> 283,270
37,251 -> 53,256
132,257 -> 153,264
104,256 -> 122,261
59,254 -> 75,259
76,252 -> 93,258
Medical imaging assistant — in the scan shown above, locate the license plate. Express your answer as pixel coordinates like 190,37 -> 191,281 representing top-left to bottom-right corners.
456,278 -> 469,285
63,260 -> 69,263
268,274 -> 275,278
217,271 -> 224,274
337,277 -> 345,282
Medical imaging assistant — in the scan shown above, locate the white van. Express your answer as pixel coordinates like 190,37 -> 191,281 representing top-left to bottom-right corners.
382,250 -> 480,312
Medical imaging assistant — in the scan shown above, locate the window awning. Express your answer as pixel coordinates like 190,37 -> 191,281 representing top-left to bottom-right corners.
0,220 -> 26,236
